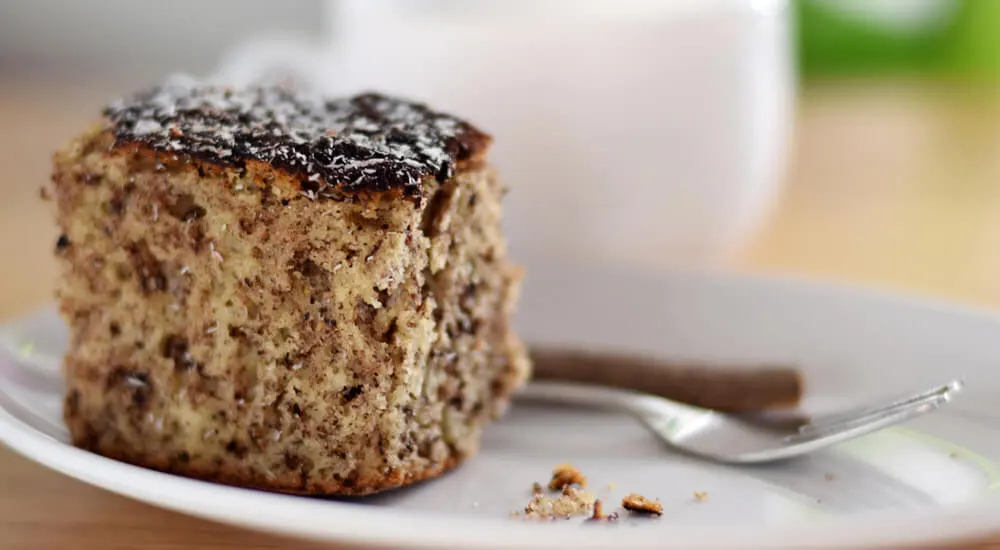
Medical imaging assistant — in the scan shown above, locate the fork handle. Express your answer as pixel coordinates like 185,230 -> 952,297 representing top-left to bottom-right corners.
528,346 -> 803,413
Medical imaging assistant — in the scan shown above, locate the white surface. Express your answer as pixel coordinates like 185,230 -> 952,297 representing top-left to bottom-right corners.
4,263 -> 1000,548
218,0 -> 793,267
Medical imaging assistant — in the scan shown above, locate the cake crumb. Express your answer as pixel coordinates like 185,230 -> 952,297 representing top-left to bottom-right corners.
693,491 -> 708,502
622,493 -> 663,516
520,486 -> 596,520
591,499 -> 606,520
531,481 -> 544,495
549,463 -> 587,490
824,473 -> 835,481
586,499 -> 619,522
606,482 -> 617,491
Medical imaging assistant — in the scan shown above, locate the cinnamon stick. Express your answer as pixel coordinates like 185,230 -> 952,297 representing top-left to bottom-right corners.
528,346 -> 803,413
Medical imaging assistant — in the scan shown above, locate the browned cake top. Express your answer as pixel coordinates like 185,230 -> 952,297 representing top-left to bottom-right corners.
103,77 -> 489,198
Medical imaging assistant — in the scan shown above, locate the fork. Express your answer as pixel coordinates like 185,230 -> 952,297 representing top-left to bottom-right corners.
515,379 -> 963,463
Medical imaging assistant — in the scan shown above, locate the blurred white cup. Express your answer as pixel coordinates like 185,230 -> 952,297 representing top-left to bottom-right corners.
218,0 -> 793,267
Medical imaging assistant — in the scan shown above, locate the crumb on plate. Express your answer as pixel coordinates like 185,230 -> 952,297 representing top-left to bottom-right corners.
587,499 -> 619,522
549,463 -> 587,490
693,491 -> 708,502
520,486 -> 596,520
622,493 -> 663,516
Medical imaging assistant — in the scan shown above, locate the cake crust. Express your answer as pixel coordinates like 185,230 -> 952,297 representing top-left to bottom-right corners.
54,84 -> 529,496
103,77 -> 490,198
89,440 -> 463,496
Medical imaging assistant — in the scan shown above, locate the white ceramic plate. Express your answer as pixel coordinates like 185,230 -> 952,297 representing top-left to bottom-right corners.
3,261 -> 1000,549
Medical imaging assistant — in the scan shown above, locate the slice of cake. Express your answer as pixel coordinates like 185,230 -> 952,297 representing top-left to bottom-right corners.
50,77 -> 530,495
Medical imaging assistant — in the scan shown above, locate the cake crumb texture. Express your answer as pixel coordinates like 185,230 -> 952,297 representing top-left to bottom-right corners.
521,487 -> 596,520
52,83 -> 529,495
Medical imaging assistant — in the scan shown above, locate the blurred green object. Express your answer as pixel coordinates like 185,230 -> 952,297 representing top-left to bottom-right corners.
797,0 -> 1000,80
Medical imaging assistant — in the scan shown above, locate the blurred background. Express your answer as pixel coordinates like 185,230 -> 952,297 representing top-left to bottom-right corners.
1,0 -> 999,320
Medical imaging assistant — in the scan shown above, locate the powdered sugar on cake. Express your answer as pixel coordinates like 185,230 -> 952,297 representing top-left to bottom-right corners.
104,76 -> 488,199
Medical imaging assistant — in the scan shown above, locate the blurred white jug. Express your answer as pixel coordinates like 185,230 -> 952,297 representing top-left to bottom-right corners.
218,0 -> 793,267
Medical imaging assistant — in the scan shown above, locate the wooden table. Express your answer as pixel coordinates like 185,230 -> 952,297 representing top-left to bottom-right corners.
1,76 -> 999,548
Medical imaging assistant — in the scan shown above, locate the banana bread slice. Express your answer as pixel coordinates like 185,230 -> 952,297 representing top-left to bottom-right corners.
51,77 -> 530,495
